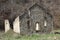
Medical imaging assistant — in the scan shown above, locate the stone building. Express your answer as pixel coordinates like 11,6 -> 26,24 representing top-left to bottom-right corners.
1,0 -> 60,35
13,3 -> 53,35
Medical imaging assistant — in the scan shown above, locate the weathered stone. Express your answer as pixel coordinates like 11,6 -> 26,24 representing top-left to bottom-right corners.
13,16 -> 20,34
5,19 -> 10,32
20,3 -> 53,34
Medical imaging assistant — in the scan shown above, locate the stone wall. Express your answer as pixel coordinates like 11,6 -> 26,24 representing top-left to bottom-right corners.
5,19 -> 10,32
19,4 -> 53,34
13,16 -> 20,34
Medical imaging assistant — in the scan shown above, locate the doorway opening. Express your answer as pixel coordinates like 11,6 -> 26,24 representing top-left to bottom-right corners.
27,20 -> 30,29
0,20 -> 5,32
35,22 -> 40,33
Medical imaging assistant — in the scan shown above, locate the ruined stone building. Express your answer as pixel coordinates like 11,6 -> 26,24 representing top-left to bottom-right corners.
2,0 -> 60,35
13,3 -> 53,35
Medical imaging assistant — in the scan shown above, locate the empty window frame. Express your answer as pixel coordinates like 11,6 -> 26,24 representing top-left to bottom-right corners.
35,22 -> 40,31
44,20 -> 47,26
28,10 -> 30,17
27,20 -> 30,29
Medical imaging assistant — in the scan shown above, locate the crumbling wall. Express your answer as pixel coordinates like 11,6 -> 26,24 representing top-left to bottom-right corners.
20,13 -> 29,35
19,4 -> 53,34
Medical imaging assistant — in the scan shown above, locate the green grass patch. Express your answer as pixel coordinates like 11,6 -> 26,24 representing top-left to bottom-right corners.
0,30 -> 60,40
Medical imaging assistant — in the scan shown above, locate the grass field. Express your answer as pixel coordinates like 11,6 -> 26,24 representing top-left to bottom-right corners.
0,30 -> 60,40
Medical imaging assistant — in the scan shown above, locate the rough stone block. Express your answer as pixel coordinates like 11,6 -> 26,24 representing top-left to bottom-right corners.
5,19 -> 10,32
13,16 -> 20,34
